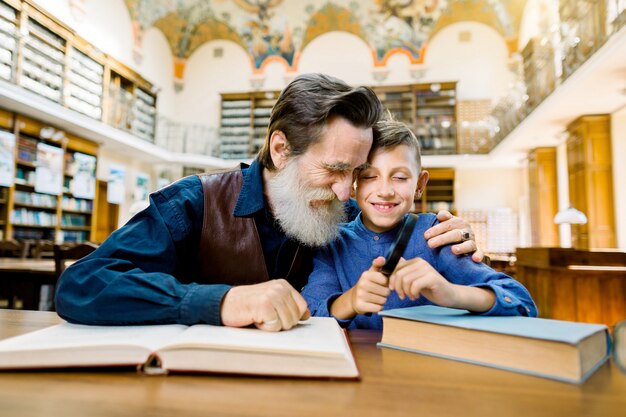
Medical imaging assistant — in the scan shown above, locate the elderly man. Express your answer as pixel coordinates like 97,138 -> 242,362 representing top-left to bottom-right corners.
55,73 -> 479,331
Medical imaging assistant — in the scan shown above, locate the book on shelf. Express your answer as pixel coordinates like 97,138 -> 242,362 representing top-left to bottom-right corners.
0,317 -> 359,379
378,305 -> 610,384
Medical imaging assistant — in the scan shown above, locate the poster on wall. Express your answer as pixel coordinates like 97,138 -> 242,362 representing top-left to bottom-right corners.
69,152 -> 97,199
129,173 -> 150,215
134,173 -> 150,202
0,130 -> 15,187
156,177 -> 170,191
35,143 -> 63,195
107,165 -> 126,205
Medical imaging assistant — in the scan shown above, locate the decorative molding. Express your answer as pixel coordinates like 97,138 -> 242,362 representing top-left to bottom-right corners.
122,0 -> 523,79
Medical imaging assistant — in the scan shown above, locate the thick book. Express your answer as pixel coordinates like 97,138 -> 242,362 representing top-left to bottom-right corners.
378,306 -> 610,384
0,317 -> 359,379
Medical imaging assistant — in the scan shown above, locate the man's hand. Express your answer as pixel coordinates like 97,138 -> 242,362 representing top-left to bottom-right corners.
220,279 -> 310,332
330,257 -> 390,319
423,210 -> 484,263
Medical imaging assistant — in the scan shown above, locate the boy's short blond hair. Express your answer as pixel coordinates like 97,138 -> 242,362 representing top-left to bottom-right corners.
371,115 -> 422,169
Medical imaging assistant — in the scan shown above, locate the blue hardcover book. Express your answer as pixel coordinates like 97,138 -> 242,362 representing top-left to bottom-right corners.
378,306 -> 611,384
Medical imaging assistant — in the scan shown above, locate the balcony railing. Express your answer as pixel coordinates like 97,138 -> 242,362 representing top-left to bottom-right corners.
155,116 -> 221,158
488,0 -> 626,149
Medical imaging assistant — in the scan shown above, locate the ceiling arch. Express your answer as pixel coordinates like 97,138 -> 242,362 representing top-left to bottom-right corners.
122,0 -> 528,87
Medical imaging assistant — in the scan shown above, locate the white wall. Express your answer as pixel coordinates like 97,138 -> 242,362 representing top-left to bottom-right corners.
175,40 -> 252,126
425,22 -> 513,102
611,106 -> 626,250
137,27 -> 177,118
518,0 -> 560,51
298,32 -> 374,86
454,168 -> 524,211
32,0 -> 136,73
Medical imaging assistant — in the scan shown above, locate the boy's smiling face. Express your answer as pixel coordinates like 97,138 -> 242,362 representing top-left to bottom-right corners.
356,144 -> 428,233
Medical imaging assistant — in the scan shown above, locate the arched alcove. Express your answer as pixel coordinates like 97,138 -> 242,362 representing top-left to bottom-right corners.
176,40 -> 252,125
425,22 -> 511,102
298,31 -> 373,85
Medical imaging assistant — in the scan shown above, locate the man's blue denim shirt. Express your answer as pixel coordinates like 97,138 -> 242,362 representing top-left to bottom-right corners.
55,159 -> 311,326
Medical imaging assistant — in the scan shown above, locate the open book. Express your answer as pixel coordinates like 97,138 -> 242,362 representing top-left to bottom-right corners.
378,306 -> 610,384
0,317 -> 359,379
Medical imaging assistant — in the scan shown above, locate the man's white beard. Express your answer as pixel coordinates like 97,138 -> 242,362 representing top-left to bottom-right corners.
267,157 -> 347,247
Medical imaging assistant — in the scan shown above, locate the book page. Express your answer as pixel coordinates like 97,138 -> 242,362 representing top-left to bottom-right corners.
0,323 -> 188,353
162,317 -> 347,357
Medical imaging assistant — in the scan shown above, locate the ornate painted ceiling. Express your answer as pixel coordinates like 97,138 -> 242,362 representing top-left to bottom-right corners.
123,0 -> 527,83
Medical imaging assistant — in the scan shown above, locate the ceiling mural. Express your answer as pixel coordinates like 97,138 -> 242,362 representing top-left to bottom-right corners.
122,0 -> 527,87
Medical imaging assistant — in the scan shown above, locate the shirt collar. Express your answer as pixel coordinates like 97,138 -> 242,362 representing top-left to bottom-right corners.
353,212 -> 407,243
234,159 -> 267,217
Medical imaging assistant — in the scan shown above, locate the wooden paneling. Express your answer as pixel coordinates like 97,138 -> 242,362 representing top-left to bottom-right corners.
527,147 -> 559,246
567,115 -> 615,249
0,109 -> 13,130
94,180 -> 118,243
516,247 -> 626,328
414,168 -> 454,213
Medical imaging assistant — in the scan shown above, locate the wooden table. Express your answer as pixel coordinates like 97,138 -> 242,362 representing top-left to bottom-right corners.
0,310 -> 625,417
516,247 -> 626,329
0,258 -> 58,309
0,258 -> 56,275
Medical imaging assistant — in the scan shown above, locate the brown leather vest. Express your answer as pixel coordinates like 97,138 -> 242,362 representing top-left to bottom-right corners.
196,168 -> 309,288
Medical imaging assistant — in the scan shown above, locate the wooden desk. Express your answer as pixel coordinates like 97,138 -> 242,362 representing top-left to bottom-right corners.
516,247 -> 626,328
0,258 -> 57,310
0,258 -> 56,275
0,310 -> 625,417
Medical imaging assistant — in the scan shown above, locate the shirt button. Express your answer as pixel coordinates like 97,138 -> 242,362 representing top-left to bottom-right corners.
373,236 -> 379,241
504,296 -> 512,303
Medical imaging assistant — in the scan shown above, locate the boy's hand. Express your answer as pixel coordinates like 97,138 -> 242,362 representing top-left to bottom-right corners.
349,257 -> 391,315
389,257 -> 457,306
424,210 -> 484,263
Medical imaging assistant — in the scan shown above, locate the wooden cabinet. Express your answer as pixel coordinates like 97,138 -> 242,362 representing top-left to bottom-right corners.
218,83 -> 458,160
219,91 -> 278,160
521,38 -> 556,109
566,115 -> 615,249
0,0 -> 18,82
414,168 -> 454,213
374,82 -> 457,155
516,247 -> 626,329
527,147 -> 559,247
2,113 -> 98,243
0,0 -> 158,143
0,109 -> 13,240
105,61 -> 157,143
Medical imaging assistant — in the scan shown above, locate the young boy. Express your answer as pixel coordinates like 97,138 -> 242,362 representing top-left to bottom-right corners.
301,119 -> 537,329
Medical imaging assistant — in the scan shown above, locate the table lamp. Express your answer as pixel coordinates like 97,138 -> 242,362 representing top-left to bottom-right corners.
554,207 -> 587,248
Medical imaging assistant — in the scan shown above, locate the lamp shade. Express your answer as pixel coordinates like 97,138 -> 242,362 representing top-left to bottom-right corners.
554,207 -> 588,225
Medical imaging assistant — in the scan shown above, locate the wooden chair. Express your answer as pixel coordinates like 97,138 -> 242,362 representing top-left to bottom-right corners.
45,242 -> 99,311
30,240 -> 55,259
0,240 -> 28,258
53,242 -> 99,280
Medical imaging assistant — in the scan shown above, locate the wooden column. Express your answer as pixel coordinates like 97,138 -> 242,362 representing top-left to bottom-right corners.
566,115 -> 615,249
528,147 -> 559,246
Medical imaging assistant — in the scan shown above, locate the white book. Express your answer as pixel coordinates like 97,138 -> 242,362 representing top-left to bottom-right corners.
0,317 -> 358,379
